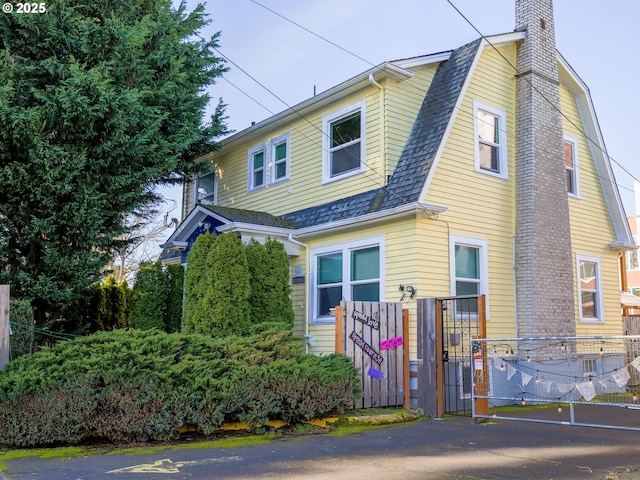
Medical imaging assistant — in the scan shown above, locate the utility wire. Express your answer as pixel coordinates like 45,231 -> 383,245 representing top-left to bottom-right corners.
445,0 -> 639,186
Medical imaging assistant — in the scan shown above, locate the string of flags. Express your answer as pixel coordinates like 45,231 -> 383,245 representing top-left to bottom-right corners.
492,351 -> 640,401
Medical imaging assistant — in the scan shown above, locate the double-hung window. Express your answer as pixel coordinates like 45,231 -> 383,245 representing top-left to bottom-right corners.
577,254 -> 603,323
248,143 -> 266,191
473,100 -> 508,179
196,170 -> 217,205
270,133 -> 289,184
322,100 -> 366,183
312,237 -> 383,322
564,134 -> 579,196
450,234 -> 489,318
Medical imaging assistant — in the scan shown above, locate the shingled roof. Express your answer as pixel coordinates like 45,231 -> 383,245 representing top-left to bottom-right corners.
281,38 -> 481,229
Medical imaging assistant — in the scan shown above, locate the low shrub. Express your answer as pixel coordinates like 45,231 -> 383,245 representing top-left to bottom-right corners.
0,325 -> 361,447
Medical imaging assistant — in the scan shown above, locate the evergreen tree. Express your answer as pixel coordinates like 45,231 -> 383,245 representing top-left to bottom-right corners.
205,233 -> 251,336
0,0 -> 228,324
129,261 -> 167,331
246,239 -> 294,325
164,264 -> 184,333
183,233 -> 217,334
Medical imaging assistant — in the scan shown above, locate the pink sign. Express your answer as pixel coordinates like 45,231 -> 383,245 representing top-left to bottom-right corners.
380,336 -> 403,350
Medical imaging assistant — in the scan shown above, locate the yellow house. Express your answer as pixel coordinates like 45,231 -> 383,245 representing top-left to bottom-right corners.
162,1 -> 634,365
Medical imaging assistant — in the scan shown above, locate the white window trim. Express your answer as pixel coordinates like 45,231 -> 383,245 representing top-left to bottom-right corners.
309,235 -> 385,324
322,100 -> 366,184
269,132 -> 290,185
473,100 -> 508,180
194,169 -> 218,205
564,133 -> 580,198
248,143 -> 266,191
449,234 -> 490,320
576,253 -> 604,324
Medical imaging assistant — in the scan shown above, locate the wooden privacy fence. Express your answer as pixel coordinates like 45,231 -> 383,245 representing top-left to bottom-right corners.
335,301 -> 409,409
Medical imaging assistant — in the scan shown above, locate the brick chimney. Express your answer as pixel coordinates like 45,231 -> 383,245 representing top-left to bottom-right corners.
514,0 -> 576,337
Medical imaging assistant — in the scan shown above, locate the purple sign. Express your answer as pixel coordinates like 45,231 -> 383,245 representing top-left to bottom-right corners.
349,330 -> 384,364
367,367 -> 385,380
380,336 -> 403,350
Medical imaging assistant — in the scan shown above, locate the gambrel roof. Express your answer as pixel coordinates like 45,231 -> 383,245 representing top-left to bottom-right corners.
165,33 -> 634,255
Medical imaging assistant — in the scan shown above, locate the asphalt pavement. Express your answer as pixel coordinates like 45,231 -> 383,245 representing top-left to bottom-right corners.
1,414 -> 639,480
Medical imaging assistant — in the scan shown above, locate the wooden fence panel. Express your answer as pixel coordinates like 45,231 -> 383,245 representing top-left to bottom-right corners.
337,301 -> 408,409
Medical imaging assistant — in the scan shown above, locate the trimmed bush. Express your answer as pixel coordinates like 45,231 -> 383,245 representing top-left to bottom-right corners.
129,261 -> 168,330
246,239 -> 294,326
0,325 -> 361,447
183,233 -> 217,334
8,299 -> 34,359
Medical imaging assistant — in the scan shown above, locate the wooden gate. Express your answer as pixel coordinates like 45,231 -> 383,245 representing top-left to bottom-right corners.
335,301 -> 409,408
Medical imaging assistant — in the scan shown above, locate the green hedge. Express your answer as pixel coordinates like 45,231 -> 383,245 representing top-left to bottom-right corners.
9,299 -> 34,359
0,325 -> 361,447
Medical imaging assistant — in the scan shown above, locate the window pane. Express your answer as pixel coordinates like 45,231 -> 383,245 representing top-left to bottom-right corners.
478,111 -> 498,143
253,170 -> 263,187
275,161 -> 287,179
564,142 -> 574,168
566,170 -> 575,194
352,282 -> 379,301
253,151 -> 264,169
331,142 -> 360,176
351,247 -> 379,281
318,285 -> 342,316
582,291 -> 596,317
455,245 -> 479,279
275,142 -> 287,161
197,173 -> 215,199
479,143 -> 499,172
456,281 -> 478,296
580,261 -> 596,287
330,112 -> 360,148
318,253 -> 342,284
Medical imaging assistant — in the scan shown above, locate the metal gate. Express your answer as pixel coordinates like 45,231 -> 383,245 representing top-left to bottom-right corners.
417,295 -> 487,418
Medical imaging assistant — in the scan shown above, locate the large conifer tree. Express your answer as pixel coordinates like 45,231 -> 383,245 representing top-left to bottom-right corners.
0,0 -> 227,323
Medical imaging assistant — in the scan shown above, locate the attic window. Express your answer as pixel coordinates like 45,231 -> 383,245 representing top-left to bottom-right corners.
322,100 -> 366,184
248,143 -> 266,191
196,171 -> 216,204
473,100 -> 508,180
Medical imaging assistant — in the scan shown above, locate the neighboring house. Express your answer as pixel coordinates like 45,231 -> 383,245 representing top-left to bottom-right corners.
162,0 -> 635,357
623,181 -> 640,314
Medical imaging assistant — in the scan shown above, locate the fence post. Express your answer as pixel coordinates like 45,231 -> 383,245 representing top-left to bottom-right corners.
334,304 -> 344,354
0,285 -> 9,369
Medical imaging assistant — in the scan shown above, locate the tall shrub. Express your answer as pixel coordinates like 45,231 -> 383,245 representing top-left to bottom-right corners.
246,239 -> 294,325
165,264 -> 184,333
129,261 -> 167,330
8,299 -> 34,359
183,233 -> 217,334
204,232 -> 251,336
95,275 -> 130,331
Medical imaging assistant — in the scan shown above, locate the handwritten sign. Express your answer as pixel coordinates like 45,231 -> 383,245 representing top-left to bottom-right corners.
367,367 -> 385,380
380,336 -> 403,350
352,310 -> 379,330
349,330 -> 384,364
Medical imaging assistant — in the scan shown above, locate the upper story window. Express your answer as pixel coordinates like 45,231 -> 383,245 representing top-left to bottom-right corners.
248,143 -> 266,191
196,170 -> 217,205
577,254 -> 603,323
322,100 -> 366,183
473,100 -> 508,180
270,133 -> 290,184
311,236 -> 383,323
564,134 -> 580,197
449,234 -> 489,319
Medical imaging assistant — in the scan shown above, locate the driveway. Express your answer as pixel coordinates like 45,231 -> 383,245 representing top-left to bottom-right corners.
1,415 -> 639,479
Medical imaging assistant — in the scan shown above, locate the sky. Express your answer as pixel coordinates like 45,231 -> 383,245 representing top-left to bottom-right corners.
159,0 -> 640,249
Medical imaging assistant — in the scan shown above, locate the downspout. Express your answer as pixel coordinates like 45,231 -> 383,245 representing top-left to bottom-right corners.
369,73 -> 386,181
288,234 -> 310,353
